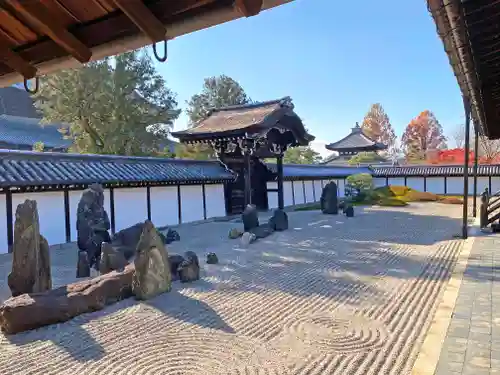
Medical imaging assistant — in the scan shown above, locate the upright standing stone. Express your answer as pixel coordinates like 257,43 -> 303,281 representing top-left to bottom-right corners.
345,205 -> 354,217
99,243 -> 128,274
76,251 -> 90,278
76,184 -> 111,271
132,220 -> 171,300
242,204 -> 259,231
8,200 -> 52,297
320,182 -> 339,214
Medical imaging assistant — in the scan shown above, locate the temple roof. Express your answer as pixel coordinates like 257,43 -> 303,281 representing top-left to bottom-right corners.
325,123 -> 387,152
172,97 -> 314,146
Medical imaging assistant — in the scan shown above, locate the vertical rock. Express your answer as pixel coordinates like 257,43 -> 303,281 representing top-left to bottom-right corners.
320,182 -> 339,214
76,251 -> 90,278
7,200 -> 51,297
268,209 -> 288,231
76,184 -> 111,272
99,243 -> 128,274
132,220 -> 171,300
242,204 -> 259,231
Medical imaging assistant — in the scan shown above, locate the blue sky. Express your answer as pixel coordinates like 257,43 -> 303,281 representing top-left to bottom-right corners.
153,0 -> 464,157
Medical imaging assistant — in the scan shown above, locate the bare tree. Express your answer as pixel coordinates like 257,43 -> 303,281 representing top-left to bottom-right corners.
452,124 -> 465,148
478,136 -> 500,163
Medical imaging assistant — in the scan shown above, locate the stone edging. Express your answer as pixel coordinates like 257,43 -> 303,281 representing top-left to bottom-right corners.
411,220 -> 478,375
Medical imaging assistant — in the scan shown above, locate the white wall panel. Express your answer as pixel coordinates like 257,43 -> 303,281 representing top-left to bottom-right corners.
267,182 -> 278,209
283,181 -> 294,207
474,177 -> 489,195
205,184 -> 226,218
313,180 -> 322,202
293,181 -> 305,204
491,177 -> 500,194
406,177 -> 425,191
426,177 -> 445,194
388,178 -> 405,187
338,179 -> 345,198
114,188 -> 148,232
150,186 -> 179,227
13,191 -> 65,246
180,185 -> 204,223
304,180 -> 315,203
0,195 -> 7,254
446,177 -> 464,195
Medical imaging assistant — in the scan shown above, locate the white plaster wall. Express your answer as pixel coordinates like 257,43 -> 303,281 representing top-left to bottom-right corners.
205,184 -> 226,218
180,185 -> 204,223
313,180 -> 323,202
150,186 -> 179,227
373,177 -> 387,188
304,180 -> 315,203
283,181 -> 294,207
13,191 -> 66,246
406,177 -> 425,191
114,188 -> 148,232
426,177 -> 445,194
338,179 -> 345,198
267,182 -> 278,209
475,177 -> 489,195
0,195 -> 7,254
491,177 -> 500,194
446,177 -> 468,195
293,181 -> 305,204
388,177 -> 405,187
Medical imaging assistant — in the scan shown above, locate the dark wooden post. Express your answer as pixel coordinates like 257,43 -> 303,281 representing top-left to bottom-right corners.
244,151 -> 252,206
473,125 -> 479,217
462,96 -> 471,239
277,154 -> 284,209
480,187 -> 489,228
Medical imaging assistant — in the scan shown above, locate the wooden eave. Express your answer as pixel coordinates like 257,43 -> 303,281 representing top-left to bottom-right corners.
427,0 -> 500,139
0,0 -> 293,87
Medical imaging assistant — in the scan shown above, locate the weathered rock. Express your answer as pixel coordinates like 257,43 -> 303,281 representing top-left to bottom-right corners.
321,182 -> 339,215
0,265 -> 135,334
76,251 -> 90,278
242,204 -> 259,231
228,228 -> 243,239
206,252 -> 218,264
164,228 -> 180,244
168,254 -> 185,281
178,251 -> 200,283
268,209 -> 288,231
250,223 -> 274,239
8,200 -> 52,297
76,184 -> 111,271
99,243 -> 129,274
241,232 -> 256,247
132,221 -> 171,300
345,205 -> 354,217
339,200 -> 346,211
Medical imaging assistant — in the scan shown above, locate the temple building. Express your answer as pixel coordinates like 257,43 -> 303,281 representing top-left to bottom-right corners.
323,123 -> 390,166
172,97 -> 314,214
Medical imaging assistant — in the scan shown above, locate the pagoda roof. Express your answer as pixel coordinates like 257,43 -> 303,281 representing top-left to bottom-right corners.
325,123 -> 387,152
172,97 -> 314,146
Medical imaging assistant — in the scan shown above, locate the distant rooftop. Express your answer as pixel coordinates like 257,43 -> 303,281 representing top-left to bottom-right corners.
326,123 -> 387,152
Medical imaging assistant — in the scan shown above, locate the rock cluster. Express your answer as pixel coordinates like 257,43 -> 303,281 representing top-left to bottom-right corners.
240,207 -> 289,246
206,252 -> 218,264
8,199 -> 51,297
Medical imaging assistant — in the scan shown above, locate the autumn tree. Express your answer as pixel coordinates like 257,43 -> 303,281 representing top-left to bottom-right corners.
34,49 -> 180,156
176,75 -> 250,160
452,123 -> 500,164
283,146 -> 322,164
361,103 -> 397,152
401,110 -> 447,161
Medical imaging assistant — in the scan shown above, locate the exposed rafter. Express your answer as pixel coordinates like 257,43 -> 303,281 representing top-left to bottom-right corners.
235,0 -> 263,17
5,0 -> 92,63
103,0 -> 166,42
0,37 -> 36,79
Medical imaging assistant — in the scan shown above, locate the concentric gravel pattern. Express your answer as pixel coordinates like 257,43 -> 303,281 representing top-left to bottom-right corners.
0,203 -> 463,375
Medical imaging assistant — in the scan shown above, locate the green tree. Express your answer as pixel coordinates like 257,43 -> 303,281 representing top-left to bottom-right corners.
177,75 -> 251,160
283,146 -> 322,164
32,141 -> 45,152
33,49 -> 180,156
347,151 -> 385,165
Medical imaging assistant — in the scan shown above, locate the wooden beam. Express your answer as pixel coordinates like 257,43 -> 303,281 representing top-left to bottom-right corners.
6,0 -> 92,63
0,37 -> 36,79
106,0 -> 166,42
235,0 -> 263,17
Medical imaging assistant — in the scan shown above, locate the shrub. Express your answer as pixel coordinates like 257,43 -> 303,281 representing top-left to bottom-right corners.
346,173 -> 374,202
439,197 -> 463,205
403,191 -> 439,202
374,185 -> 411,197
377,197 -> 408,207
